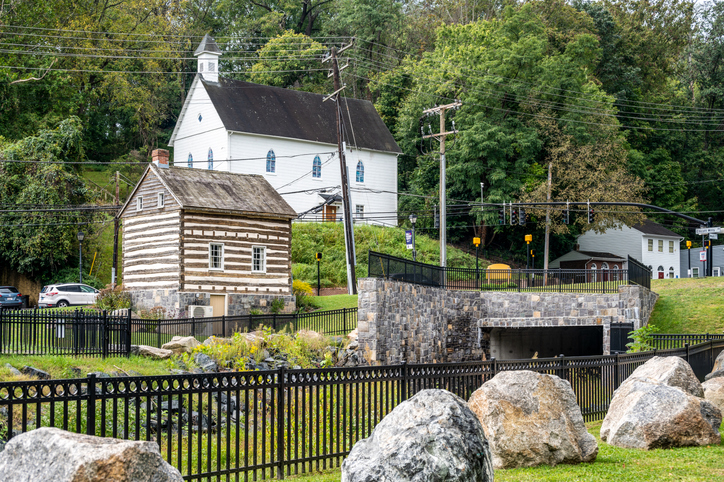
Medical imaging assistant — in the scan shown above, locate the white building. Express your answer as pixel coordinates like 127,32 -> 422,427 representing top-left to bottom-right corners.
168,35 -> 401,225
576,220 -> 684,279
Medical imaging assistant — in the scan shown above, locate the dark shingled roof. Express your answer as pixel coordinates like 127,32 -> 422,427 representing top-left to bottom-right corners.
576,251 -> 625,260
194,34 -> 221,56
154,165 -> 296,218
632,219 -> 681,237
200,78 -> 402,154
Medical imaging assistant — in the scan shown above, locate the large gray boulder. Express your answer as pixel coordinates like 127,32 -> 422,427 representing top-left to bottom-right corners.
705,350 -> 724,380
341,389 -> 493,482
467,370 -> 597,469
702,377 -> 724,413
624,356 -> 703,397
131,345 -> 174,360
161,336 -> 199,354
0,427 -> 183,481
601,379 -> 721,449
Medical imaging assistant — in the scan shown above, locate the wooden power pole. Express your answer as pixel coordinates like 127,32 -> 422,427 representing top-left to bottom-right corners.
422,101 -> 462,267
324,43 -> 357,294
112,171 -> 120,287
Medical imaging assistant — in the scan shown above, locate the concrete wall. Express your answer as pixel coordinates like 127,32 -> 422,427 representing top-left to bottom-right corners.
357,278 -> 658,365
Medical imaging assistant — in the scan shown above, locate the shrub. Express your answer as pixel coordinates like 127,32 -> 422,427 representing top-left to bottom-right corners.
292,280 -> 313,296
270,298 -> 285,314
626,324 -> 658,353
94,285 -> 131,311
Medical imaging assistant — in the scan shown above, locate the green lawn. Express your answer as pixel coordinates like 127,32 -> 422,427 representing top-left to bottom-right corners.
649,277 -> 724,334
0,354 -> 170,381
312,294 -> 358,311
280,421 -> 724,482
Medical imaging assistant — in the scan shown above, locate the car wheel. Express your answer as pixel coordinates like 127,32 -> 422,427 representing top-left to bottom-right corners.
57,300 -> 70,307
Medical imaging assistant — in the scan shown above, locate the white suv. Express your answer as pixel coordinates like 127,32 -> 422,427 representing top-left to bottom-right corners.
39,284 -> 100,308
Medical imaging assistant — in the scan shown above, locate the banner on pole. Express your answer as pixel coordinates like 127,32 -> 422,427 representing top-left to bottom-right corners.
405,230 -> 413,249
700,250 -> 707,262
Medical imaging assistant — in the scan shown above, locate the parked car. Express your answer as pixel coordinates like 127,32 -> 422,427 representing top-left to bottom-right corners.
38,283 -> 100,308
0,286 -> 22,309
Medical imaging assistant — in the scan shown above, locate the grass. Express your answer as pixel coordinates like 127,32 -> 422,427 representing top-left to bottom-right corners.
312,295 -> 358,311
274,421 -> 724,482
0,354 -> 170,381
649,277 -> 724,334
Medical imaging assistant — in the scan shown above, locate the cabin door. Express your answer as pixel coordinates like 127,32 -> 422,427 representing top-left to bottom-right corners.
324,205 -> 337,222
210,295 -> 226,335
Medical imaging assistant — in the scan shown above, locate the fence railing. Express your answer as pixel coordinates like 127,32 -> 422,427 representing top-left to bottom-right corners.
1,307 -> 357,357
0,339 -> 721,480
368,251 -> 652,294
650,333 -> 724,350
627,255 -> 651,290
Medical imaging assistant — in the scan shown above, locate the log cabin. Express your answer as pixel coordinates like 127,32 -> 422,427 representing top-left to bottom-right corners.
117,149 -> 297,317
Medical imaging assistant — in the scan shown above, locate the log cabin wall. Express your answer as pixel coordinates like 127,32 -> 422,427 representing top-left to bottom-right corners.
181,211 -> 292,295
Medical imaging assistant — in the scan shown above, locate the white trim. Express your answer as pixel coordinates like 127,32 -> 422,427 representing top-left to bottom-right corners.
252,245 -> 267,273
137,196 -> 143,211
227,129 -> 402,155
209,243 -> 224,270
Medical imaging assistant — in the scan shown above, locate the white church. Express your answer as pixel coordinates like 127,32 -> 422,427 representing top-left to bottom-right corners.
169,35 -> 401,225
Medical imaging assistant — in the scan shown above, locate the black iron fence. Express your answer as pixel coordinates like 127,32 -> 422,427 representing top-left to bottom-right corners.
0,307 -> 357,357
650,333 -> 724,350
0,339 -> 722,480
627,255 -> 651,290
368,251 -> 652,294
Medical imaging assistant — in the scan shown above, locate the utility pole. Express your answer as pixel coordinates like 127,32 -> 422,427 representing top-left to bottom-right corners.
324,42 -> 357,294
112,171 -> 120,288
422,101 -> 462,267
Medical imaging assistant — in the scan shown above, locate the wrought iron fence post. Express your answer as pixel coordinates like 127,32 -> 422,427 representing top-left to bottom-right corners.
343,308 -> 348,333
614,353 -> 620,390
558,354 -> 566,380
222,315 -> 226,337
126,309 -> 132,357
517,270 -> 521,292
87,373 -> 96,435
192,316 -> 196,338
401,361 -> 408,402
685,343 -> 690,363
0,308 -> 4,353
102,310 -> 109,359
277,366 -> 285,479
491,357 -> 497,380
273,313 -> 277,331
73,309 -> 80,357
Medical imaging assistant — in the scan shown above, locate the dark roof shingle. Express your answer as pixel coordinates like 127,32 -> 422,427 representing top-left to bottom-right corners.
200,78 -> 402,154
632,219 -> 681,237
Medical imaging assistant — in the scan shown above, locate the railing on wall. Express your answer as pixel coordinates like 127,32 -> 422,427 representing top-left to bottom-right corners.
627,255 -> 652,290
0,339 -> 722,480
368,251 -> 652,294
0,307 -> 357,357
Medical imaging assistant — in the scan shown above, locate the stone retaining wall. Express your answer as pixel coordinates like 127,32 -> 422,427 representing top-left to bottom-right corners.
129,290 -> 295,318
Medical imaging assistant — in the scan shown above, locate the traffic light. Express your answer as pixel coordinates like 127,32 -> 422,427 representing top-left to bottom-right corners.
511,209 -> 518,225
562,209 -> 569,225
530,249 -> 535,258
315,252 -> 322,262
498,208 -> 505,225
519,208 -> 526,226
588,208 -> 594,224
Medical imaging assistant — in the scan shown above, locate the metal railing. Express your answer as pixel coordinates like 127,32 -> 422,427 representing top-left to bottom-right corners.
368,251 -> 652,294
0,307 -> 357,357
627,255 -> 651,290
0,338 -> 721,480
650,333 -> 724,350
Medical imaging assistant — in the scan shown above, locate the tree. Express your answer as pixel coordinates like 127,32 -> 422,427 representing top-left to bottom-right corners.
249,31 -> 328,91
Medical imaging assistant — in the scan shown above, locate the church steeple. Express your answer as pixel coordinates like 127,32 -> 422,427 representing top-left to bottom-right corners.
194,34 -> 221,82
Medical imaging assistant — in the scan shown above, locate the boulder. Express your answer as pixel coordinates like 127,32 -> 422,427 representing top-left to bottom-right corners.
341,389 -> 493,482
712,349 -> 724,373
0,427 -> 182,481
202,336 -> 231,347
20,366 -> 50,380
625,356 -> 703,397
4,364 -> 21,376
132,345 -> 174,360
601,379 -> 721,449
194,353 -> 217,372
161,336 -> 200,354
705,368 -> 724,381
467,370 -> 597,469
702,377 -> 724,413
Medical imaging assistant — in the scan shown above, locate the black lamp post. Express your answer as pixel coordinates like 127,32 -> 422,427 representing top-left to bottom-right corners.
77,231 -> 85,284
409,213 -> 417,261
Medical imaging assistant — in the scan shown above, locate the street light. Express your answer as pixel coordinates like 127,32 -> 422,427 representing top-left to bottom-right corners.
409,213 -> 417,261
77,231 -> 85,284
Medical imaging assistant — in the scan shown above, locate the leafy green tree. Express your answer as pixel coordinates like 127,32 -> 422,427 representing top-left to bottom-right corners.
249,31 -> 328,90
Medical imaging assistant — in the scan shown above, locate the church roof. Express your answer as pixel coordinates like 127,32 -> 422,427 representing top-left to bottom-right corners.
199,78 -> 402,154
194,34 -> 221,56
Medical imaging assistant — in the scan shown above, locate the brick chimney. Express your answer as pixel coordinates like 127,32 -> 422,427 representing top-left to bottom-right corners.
152,149 -> 169,169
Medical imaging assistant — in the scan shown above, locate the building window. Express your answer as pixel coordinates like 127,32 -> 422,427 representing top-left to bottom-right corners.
668,267 -> 675,279
648,239 -> 653,252
208,62 -> 215,72
312,155 -> 321,178
198,113 -> 202,122
136,196 -> 143,211
658,240 -> 663,252
208,148 -> 213,170
209,243 -> 224,270
590,263 -> 597,270
612,265 -> 619,281
355,205 -> 364,219
266,150 -> 276,173
188,153 -> 193,168
252,246 -> 266,273
356,161 -> 364,183
601,262 -> 609,269
199,62 -> 204,72
158,192 -> 165,208
669,241 -> 674,253
693,267 -> 700,277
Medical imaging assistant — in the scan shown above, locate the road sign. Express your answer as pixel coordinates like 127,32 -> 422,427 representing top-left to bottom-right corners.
405,230 -> 413,249
700,250 -> 707,262
711,233 -> 719,240
696,227 -> 721,235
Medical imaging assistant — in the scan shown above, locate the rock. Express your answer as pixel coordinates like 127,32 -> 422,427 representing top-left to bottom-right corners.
341,389 -> 493,482
4,364 -> 21,376
601,379 -> 721,449
88,371 -> 110,379
202,336 -> 231,347
0,427 -> 182,481
194,353 -> 217,372
712,349 -> 724,373
134,345 -> 174,360
468,370 -> 597,469
70,367 -> 82,378
705,368 -> 724,381
20,366 -> 50,380
296,329 -> 325,345
625,356 -> 703,397
702,377 -> 724,413
161,336 -> 200,354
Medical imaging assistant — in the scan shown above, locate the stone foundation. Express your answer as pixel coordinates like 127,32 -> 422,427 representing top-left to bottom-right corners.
129,289 -> 295,318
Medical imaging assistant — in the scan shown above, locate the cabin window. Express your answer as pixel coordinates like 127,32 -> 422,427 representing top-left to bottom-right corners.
137,197 -> 143,211
669,241 -> 674,253
252,246 -> 266,273
209,243 -> 224,270
158,192 -> 165,208
188,153 -> 193,168
312,155 -> 321,178
355,205 -> 364,219
658,240 -> 663,252
208,148 -> 213,170
648,239 -> 653,251
356,161 -> 364,183
266,150 -> 276,173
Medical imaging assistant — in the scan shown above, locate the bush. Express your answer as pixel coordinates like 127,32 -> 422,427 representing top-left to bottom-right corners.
627,324 -> 658,353
270,298 -> 285,314
292,280 -> 313,296
94,285 -> 131,311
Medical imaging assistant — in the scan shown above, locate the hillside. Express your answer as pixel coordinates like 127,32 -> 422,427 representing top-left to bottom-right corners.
649,278 -> 724,334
